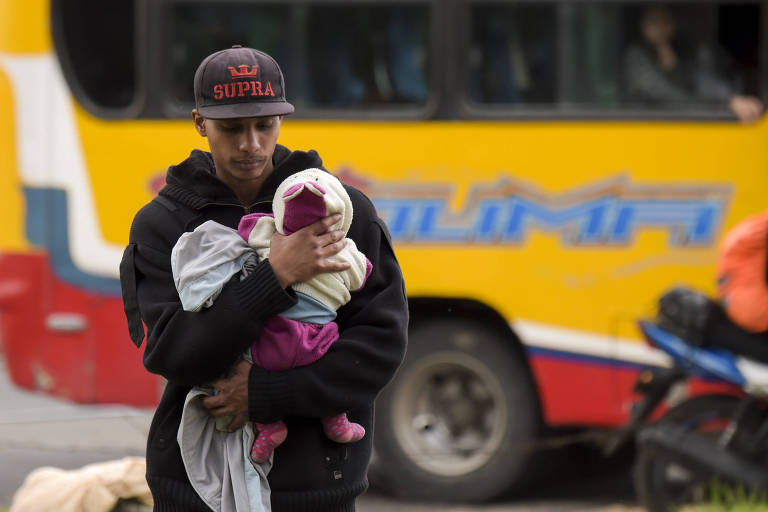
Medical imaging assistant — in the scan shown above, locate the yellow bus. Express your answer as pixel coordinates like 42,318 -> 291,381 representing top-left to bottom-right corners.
1,0 -> 765,502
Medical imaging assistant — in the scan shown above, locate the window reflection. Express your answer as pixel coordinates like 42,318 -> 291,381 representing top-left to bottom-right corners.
170,3 -> 430,111
469,4 -> 556,105
58,0 -> 136,109
171,4 -> 290,109
306,5 -> 428,107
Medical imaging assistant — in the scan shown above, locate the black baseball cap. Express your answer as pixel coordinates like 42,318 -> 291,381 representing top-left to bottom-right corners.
194,45 -> 294,119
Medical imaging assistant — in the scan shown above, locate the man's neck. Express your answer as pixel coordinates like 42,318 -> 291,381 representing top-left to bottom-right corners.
216,159 -> 275,207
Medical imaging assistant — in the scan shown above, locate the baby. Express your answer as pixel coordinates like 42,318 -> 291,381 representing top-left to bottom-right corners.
171,168 -> 371,465
237,168 -> 372,462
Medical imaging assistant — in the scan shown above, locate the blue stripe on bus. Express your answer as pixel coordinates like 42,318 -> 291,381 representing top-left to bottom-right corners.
525,345 -> 660,371
23,187 -> 122,297
373,192 -> 728,246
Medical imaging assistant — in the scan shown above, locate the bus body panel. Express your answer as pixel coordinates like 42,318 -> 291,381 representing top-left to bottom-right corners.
0,15 -> 164,404
1,0 -> 766,423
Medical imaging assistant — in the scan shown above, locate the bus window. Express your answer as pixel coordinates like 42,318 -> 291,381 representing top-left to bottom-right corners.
53,0 -> 136,110
304,4 -> 430,108
468,3 -> 557,106
168,2 -> 431,115
170,3 -> 292,113
582,2 -> 763,116
465,1 -> 764,120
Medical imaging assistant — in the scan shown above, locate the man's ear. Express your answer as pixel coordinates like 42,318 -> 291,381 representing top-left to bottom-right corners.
192,109 -> 207,137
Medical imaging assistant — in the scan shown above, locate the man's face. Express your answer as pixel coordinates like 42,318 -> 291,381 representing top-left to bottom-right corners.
193,112 -> 283,187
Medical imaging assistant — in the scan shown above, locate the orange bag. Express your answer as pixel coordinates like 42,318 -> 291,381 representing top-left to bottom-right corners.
716,208 -> 768,333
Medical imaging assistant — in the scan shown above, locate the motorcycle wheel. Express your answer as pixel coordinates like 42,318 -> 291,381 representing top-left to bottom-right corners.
370,318 -> 541,502
633,394 -> 760,512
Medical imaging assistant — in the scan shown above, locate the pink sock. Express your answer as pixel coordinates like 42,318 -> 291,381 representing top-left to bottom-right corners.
321,413 -> 365,443
251,421 -> 288,463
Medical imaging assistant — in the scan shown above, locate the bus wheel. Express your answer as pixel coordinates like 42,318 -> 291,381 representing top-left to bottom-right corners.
371,318 -> 540,502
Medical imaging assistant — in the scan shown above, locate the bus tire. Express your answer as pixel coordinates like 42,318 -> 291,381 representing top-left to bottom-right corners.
371,317 -> 540,502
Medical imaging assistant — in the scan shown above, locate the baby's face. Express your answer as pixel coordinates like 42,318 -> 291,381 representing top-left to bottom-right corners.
276,169 -> 350,235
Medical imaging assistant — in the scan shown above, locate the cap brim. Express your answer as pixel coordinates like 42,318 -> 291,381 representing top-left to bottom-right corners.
197,101 -> 295,119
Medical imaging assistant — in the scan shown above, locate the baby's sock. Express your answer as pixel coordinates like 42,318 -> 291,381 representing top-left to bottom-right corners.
251,421 -> 288,463
321,413 -> 365,443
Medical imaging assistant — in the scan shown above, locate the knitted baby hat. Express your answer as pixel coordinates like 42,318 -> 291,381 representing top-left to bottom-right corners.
272,168 -> 353,235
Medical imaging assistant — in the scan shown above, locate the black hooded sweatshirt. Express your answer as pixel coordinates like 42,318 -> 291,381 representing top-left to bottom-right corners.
119,146 -> 408,511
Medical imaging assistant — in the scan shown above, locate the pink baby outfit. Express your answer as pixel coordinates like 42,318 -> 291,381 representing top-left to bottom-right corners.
238,168 -> 372,462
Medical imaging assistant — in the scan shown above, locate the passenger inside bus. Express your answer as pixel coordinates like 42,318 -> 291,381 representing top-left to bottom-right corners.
623,4 -> 764,123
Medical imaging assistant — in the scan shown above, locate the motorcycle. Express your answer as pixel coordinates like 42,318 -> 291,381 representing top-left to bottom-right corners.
604,288 -> 768,512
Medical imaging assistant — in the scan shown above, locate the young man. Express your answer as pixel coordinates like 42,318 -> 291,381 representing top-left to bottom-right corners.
119,46 -> 408,511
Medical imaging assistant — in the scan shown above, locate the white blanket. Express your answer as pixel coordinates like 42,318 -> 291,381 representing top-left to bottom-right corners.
178,387 -> 272,511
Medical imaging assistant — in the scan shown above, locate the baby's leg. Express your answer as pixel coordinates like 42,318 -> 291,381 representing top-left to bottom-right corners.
251,420 -> 288,463
321,413 -> 365,443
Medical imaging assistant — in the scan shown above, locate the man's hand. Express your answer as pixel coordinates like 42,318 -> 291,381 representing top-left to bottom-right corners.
269,213 -> 352,288
202,359 -> 251,431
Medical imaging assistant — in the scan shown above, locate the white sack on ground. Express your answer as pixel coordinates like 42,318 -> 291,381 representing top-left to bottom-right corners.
10,456 -> 152,512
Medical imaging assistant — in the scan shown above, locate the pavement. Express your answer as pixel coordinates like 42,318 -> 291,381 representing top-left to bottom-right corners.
0,359 -> 153,507
0,357 -> 641,511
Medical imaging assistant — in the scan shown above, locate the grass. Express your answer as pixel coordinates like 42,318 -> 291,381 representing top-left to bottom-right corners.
679,481 -> 768,511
